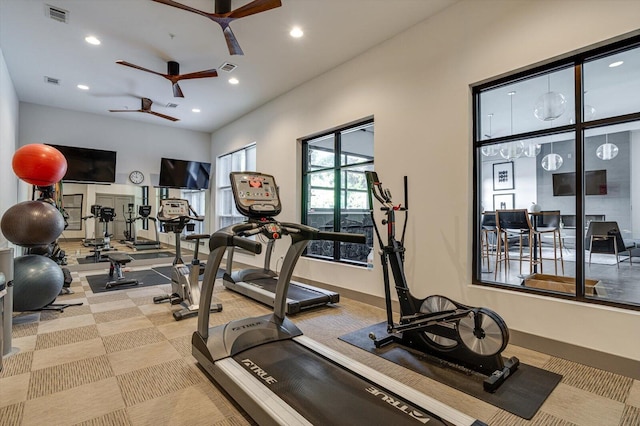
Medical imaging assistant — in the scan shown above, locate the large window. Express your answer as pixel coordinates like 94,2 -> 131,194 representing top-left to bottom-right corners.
216,144 -> 256,229
473,36 -> 640,310
302,119 -> 374,265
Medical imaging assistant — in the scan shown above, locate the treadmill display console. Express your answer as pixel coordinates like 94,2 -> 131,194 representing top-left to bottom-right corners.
230,172 -> 281,218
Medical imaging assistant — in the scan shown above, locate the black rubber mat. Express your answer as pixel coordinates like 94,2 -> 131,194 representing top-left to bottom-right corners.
233,339 -> 457,426
339,322 -> 562,420
86,269 -> 170,293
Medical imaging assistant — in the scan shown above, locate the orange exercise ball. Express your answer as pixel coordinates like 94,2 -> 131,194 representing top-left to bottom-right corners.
12,144 -> 67,186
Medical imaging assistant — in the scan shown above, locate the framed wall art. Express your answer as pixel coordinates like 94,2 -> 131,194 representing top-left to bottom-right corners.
493,161 -> 514,191
493,193 -> 515,210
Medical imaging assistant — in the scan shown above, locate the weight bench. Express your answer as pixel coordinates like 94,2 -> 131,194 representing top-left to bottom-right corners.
105,252 -> 138,290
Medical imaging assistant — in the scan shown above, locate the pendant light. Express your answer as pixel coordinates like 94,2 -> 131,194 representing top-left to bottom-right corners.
481,113 -> 498,157
596,134 -> 619,160
534,75 -> 566,122
541,140 -> 563,171
523,140 -> 541,157
499,91 -> 524,160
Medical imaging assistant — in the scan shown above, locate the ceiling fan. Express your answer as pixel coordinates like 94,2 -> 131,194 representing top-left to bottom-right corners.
109,97 -> 179,122
151,0 -> 282,55
116,60 -> 218,98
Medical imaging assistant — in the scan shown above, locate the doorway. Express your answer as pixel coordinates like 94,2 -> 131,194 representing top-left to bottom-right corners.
96,193 -> 135,241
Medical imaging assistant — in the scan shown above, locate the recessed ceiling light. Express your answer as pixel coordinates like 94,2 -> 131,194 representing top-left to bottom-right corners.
192,108 -> 201,113
609,60 -> 624,68
77,84 -> 89,90
229,77 -> 239,85
290,27 -> 303,38
85,36 -> 101,45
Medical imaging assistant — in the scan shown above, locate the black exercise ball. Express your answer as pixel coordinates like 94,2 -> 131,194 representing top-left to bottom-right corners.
13,255 -> 64,312
1,200 -> 65,247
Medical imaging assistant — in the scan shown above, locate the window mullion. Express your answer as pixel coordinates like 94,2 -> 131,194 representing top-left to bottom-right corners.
334,131 -> 342,261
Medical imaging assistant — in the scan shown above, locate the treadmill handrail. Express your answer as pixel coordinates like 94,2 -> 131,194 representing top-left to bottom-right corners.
209,223 -> 263,254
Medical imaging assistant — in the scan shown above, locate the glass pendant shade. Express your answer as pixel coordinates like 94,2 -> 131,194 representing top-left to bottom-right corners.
534,91 -> 567,121
596,135 -> 618,160
499,141 -> 524,160
523,141 -> 541,157
541,153 -> 563,171
481,145 -> 498,157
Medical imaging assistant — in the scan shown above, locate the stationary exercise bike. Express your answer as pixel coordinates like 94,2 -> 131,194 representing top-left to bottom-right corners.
365,171 -> 519,392
153,198 -> 222,321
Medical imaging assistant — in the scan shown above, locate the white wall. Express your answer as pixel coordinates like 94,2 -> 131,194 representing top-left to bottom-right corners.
210,0 -> 640,361
0,48 -> 20,249
18,103 -> 211,186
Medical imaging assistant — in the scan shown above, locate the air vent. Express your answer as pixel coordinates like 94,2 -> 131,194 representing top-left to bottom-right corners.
46,5 -> 69,23
165,103 -> 179,108
44,76 -> 60,85
219,62 -> 237,73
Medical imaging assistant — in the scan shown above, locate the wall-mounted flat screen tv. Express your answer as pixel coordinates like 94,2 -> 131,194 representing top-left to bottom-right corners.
159,157 -> 212,190
46,144 -> 117,183
552,170 -> 607,196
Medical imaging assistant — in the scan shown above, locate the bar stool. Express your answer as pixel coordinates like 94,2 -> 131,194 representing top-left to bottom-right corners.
495,209 -> 540,279
480,212 -> 497,272
532,210 -> 564,275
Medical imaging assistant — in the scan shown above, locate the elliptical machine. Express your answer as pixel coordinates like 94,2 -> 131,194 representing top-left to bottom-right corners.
153,198 -> 222,321
365,171 -> 519,392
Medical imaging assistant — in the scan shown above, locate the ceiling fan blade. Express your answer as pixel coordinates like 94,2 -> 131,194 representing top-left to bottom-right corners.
221,25 -> 244,55
229,0 -> 282,19
116,60 -> 167,78
177,69 -> 218,80
172,82 -> 184,98
146,110 -> 180,122
151,0 -> 212,19
109,109 -> 139,113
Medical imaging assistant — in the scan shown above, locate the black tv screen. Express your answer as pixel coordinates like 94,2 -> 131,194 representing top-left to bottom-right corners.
46,144 -> 117,183
552,170 -> 607,196
159,157 -> 211,189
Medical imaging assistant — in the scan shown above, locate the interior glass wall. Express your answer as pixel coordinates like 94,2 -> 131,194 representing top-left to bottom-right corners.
474,38 -> 640,309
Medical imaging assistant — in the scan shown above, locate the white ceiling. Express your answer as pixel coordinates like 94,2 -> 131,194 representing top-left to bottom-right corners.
0,0 -> 457,133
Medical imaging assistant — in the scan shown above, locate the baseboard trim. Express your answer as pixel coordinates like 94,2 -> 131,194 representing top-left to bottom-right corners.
509,330 -> 640,380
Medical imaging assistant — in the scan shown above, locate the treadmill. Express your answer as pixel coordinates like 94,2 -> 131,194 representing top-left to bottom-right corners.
192,172 -> 486,426
125,205 -> 162,250
222,177 -> 339,314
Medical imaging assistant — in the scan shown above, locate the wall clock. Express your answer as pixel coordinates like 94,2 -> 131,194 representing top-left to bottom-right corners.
128,170 -> 144,184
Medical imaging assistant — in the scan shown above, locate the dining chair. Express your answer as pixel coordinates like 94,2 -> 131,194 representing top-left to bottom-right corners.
585,221 -> 635,268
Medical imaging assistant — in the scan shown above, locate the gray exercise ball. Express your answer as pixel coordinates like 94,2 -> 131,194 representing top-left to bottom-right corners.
1,200 -> 65,247
13,255 -> 64,312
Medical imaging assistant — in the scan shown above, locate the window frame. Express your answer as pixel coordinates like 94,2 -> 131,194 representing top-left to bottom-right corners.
472,34 -> 640,311
301,118 -> 374,265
